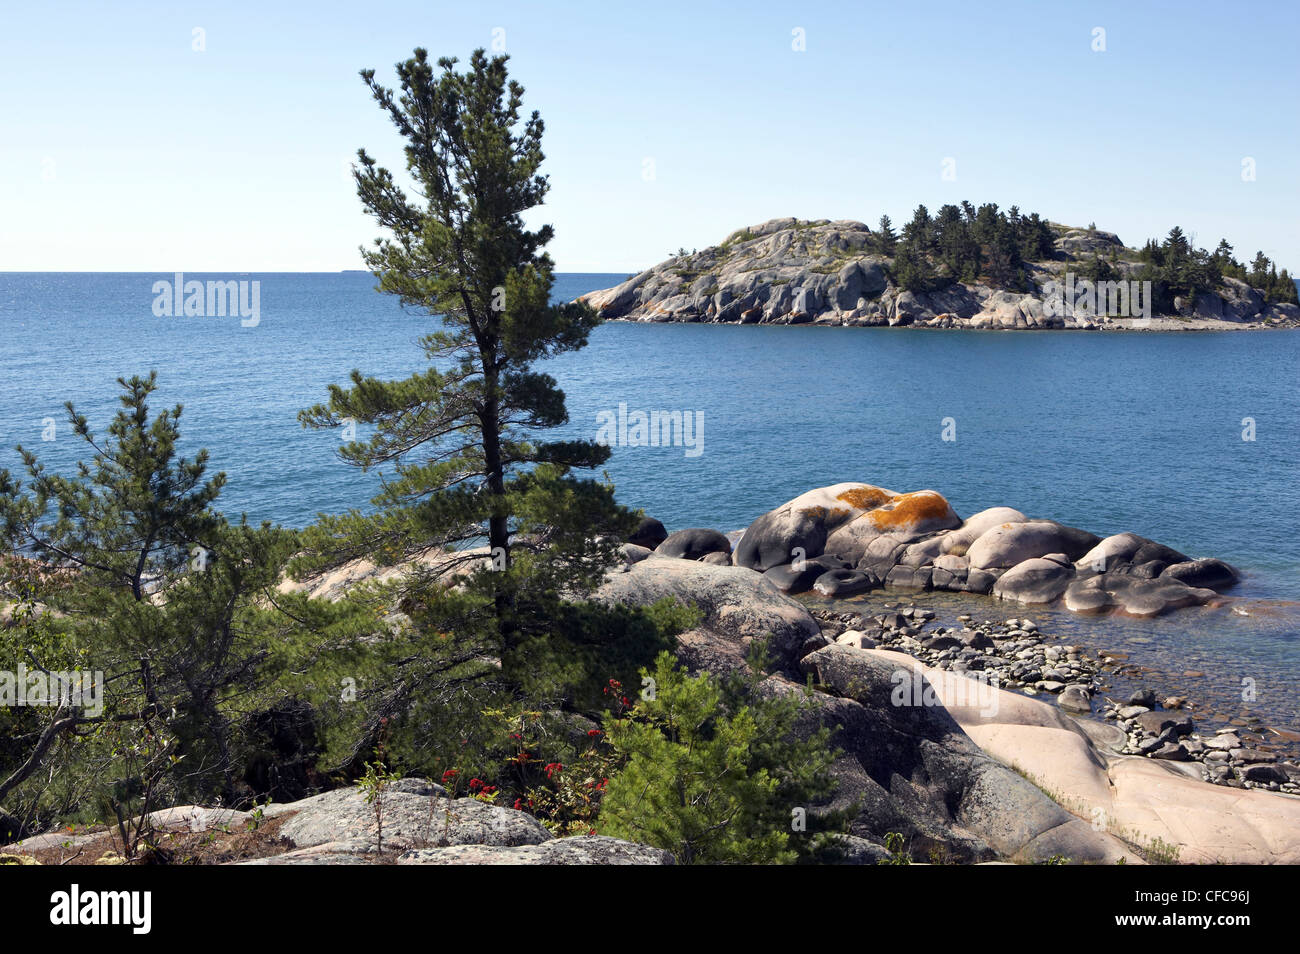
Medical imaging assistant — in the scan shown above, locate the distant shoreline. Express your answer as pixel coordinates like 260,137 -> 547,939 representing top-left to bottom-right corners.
600,315 -> 1295,332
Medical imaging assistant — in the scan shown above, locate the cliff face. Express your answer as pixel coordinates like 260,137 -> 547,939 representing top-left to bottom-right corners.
581,218 -> 1300,330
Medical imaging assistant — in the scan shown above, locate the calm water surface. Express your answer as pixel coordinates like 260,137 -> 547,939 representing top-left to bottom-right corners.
2,271 -> 1297,729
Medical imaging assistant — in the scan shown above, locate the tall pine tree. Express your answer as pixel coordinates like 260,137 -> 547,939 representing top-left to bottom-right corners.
296,49 -> 644,751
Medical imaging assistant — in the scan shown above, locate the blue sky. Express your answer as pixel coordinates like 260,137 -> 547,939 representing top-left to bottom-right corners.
2,0 -> 1296,272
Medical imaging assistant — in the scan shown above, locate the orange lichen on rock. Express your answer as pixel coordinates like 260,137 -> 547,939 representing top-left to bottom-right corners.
835,486 -> 894,511
865,490 -> 955,530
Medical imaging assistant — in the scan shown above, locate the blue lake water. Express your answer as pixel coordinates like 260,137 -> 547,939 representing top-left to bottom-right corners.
2,271 -> 1298,730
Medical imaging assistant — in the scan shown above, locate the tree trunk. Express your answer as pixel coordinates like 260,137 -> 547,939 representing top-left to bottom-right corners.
480,367 -> 516,652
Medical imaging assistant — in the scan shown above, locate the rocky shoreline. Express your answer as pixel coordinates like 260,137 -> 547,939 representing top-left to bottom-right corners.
220,478 -> 1300,863
581,218 -> 1300,331
619,478 -> 1300,820
12,478 -> 1292,865
804,604 -> 1300,797
601,547 -> 1300,862
10,497 -> 1295,865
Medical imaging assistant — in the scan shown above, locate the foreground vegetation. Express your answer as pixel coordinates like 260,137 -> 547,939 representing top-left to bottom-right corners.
0,48 -> 839,864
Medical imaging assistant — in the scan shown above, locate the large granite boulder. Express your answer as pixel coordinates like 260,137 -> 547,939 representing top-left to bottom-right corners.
627,517 -> 668,550
268,779 -> 550,853
856,532 -> 920,579
1161,558 -> 1239,590
734,482 -> 897,571
940,507 -> 1028,556
396,837 -> 674,865
595,556 -> 820,668
992,555 -> 1077,604
1076,532 -> 1188,573
967,520 -> 1100,570
233,781 -> 671,865
823,490 -> 962,564
655,528 -> 732,561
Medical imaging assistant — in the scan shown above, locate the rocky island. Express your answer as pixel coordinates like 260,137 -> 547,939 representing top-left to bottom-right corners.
583,211 -> 1300,330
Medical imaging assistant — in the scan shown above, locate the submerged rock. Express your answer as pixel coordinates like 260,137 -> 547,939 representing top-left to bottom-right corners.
812,567 -> 877,598
1063,573 -> 1219,618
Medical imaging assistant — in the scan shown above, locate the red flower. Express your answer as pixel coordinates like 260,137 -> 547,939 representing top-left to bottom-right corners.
469,777 -> 483,791
513,798 -> 523,810
544,762 -> 563,779
441,769 -> 458,782
587,729 -> 603,737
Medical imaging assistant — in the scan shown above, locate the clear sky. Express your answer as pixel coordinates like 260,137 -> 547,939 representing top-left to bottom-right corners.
2,0 -> 1296,273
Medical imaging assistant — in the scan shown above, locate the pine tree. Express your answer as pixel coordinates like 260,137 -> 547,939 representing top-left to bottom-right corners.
891,241 -> 929,292
295,49 -> 644,761
597,649 -> 838,864
0,374 -> 366,814
876,215 -> 896,256
1250,251 -> 1272,288
903,204 -> 934,253
299,48 -> 631,588
1275,269 -> 1299,305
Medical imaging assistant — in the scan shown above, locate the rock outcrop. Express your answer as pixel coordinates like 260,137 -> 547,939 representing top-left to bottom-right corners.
596,554 -> 821,670
599,554 -> 1298,862
582,218 -> 1299,330
923,658 -> 1300,864
596,556 -> 1135,862
795,644 -> 1136,863
720,482 -> 1236,619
